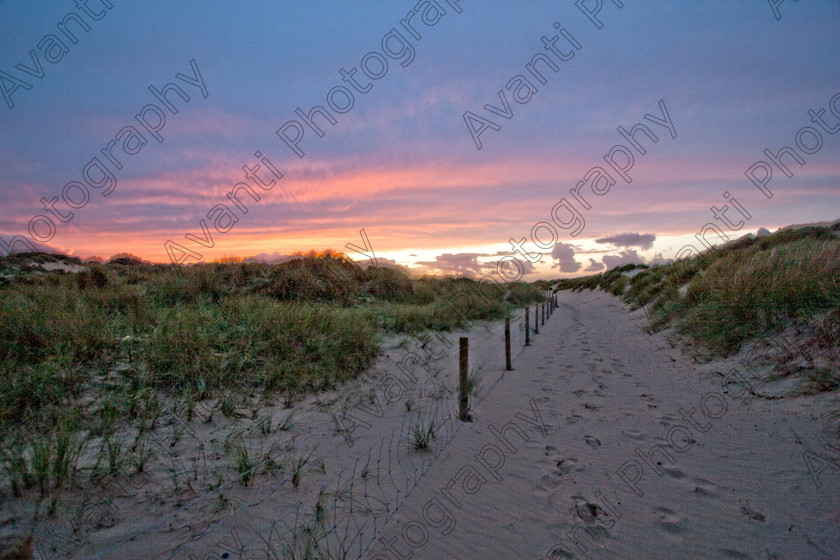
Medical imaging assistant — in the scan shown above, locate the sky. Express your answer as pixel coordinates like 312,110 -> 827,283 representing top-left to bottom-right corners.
1,0 -> 839,279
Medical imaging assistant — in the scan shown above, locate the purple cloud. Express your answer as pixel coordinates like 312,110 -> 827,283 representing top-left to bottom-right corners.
551,243 -> 581,273
602,249 -> 644,269
414,252 -> 534,278
595,233 -> 657,250
584,258 -> 605,272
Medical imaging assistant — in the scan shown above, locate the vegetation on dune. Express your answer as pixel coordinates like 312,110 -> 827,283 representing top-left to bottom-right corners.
555,225 -> 840,374
0,251 -> 545,496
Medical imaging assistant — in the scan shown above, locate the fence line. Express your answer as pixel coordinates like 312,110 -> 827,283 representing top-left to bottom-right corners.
86,294 -> 557,560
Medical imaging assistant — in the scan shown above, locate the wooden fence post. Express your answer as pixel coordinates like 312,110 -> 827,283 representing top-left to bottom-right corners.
505,316 -> 512,371
525,307 -> 531,346
459,337 -> 469,421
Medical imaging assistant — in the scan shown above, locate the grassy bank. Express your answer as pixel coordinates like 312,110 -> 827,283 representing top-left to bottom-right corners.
555,224 -> 840,373
0,253 -> 544,497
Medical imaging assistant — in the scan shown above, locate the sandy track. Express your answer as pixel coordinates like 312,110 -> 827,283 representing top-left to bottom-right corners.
363,290 -> 840,560
20,289 -> 837,559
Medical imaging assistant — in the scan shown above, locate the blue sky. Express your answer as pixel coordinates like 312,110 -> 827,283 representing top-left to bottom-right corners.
1,0 -> 838,278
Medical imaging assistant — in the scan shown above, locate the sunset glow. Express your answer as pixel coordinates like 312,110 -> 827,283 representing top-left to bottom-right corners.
2,1 -> 838,278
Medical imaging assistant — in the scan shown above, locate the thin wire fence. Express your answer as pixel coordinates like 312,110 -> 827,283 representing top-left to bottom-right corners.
83,296 -> 558,560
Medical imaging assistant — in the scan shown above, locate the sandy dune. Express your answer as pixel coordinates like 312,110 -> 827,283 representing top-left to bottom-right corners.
14,289 -> 838,559
362,289 -> 840,559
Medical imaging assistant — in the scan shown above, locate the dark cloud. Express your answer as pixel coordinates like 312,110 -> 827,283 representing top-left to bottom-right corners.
584,258 -> 605,272
414,253 -> 487,277
0,237 -> 57,256
414,252 -> 534,278
595,232 -> 657,250
602,249 -> 644,269
646,252 -> 669,266
551,243 -> 581,273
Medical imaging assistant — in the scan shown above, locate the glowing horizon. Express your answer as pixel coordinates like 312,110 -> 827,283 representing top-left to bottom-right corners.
2,1 -> 839,280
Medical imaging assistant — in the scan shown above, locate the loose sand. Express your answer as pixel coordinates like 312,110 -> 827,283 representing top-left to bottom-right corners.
6,289 -> 838,559
362,289 -> 840,559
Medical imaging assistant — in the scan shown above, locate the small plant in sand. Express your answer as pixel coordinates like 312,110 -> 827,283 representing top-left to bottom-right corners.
359,455 -> 374,480
218,392 -> 242,418
130,434 -> 156,474
289,449 -> 321,488
277,410 -> 296,432
429,385 -> 451,400
0,418 -> 85,497
105,437 -> 129,477
255,412 -> 272,435
224,432 -> 255,487
213,493 -> 232,514
0,412 -> 86,497
331,413 -> 353,446
262,488 -> 361,560
466,369 -> 481,396
408,419 -> 436,451
259,442 -> 285,476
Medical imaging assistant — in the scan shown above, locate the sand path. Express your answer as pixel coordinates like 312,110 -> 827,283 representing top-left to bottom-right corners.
363,289 -> 840,559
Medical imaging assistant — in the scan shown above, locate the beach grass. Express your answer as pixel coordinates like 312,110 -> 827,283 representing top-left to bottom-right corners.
0,252 -> 545,494
555,224 -> 840,358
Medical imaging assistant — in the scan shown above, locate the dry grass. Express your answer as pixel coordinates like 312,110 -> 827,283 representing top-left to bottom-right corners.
556,224 -> 840,358
0,252 -> 545,501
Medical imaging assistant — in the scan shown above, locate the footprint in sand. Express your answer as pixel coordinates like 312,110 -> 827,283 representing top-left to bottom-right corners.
555,457 -> 579,475
661,464 -> 686,480
718,550 -> 753,559
540,471 -> 565,490
538,456 -> 582,490
652,506 -> 685,535
693,477 -> 719,497
572,389 -> 587,398
566,414 -> 582,424
546,547 -> 576,559
573,496 -> 611,524
639,393 -> 659,408
622,429 -> 646,442
740,503 -> 767,523
584,435 -> 601,449
584,403 -> 600,410
659,413 -> 682,427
